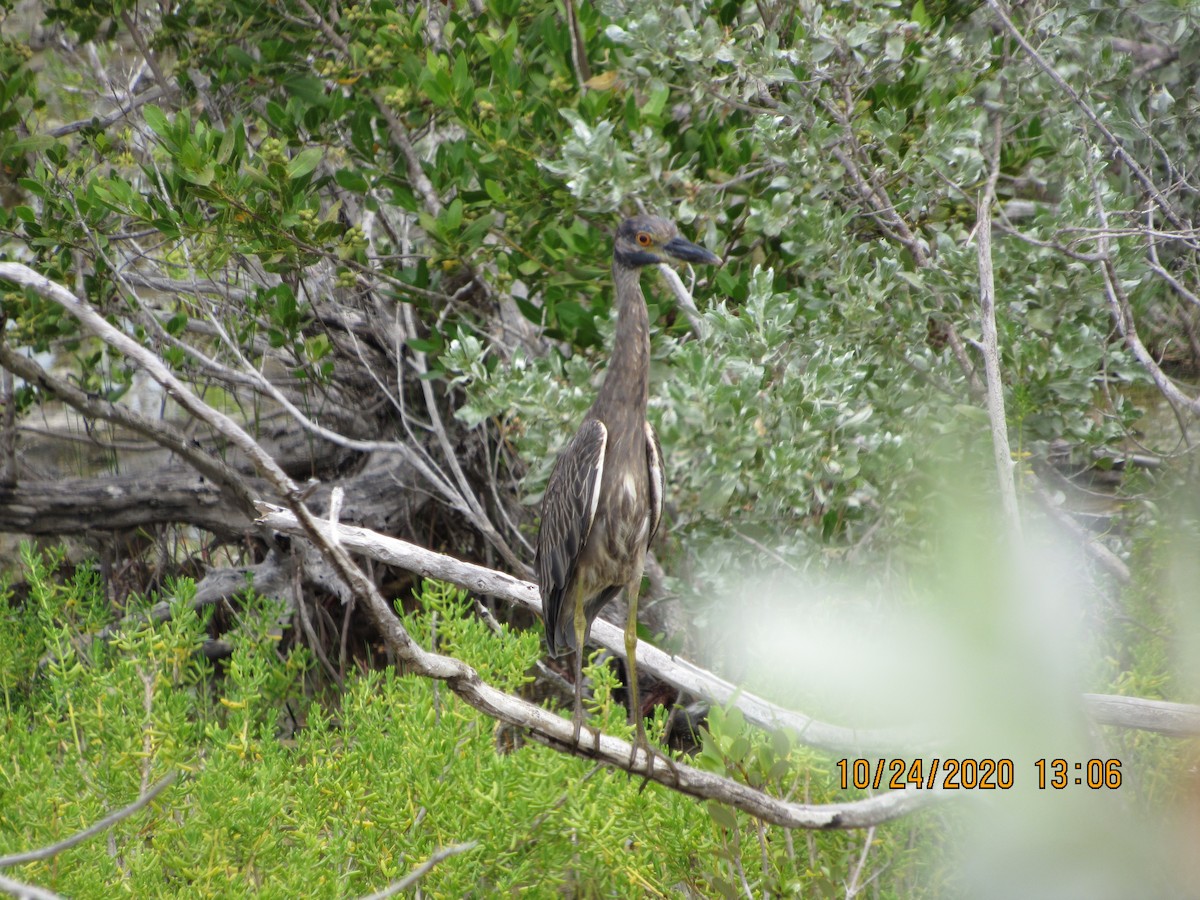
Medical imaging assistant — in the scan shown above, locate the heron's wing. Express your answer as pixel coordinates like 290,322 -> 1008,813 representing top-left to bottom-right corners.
644,420 -> 665,544
535,418 -> 607,656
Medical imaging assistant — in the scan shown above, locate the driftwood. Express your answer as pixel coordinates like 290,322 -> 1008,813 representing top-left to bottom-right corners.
0,260 -> 950,829
255,504 -> 1200,747
4,261 -> 1197,836
0,449 -> 429,541
0,472 -> 244,536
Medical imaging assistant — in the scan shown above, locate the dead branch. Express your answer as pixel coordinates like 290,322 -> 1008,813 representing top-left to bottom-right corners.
0,261 -> 945,829
0,341 -> 262,520
253,505 -> 1200,743
358,842 -> 480,900
0,472 -> 249,536
975,112 -> 1023,542
1087,180 -> 1200,417
1082,693 -> 1200,737
986,0 -> 1190,234
0,773 -> 176,868
255,502 -> 925,756
0,873 -> 62,900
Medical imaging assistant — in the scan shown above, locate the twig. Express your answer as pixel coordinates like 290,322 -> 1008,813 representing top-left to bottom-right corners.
656,263 -> 708,340
49,85 -> 175,138
358,842 -> 479,899
118,9 -> 169,89
0,873 -> 63,900
984,0 -> 1188,233
1087,180 -> 1200,417
975,112 -> 1023,542
1146,222 -> 1200,311
0,773 -> 176,867
844,824 -> 876,898
563,0 -> 591,88
398,303 -> 527,573
0,342 -> 260,519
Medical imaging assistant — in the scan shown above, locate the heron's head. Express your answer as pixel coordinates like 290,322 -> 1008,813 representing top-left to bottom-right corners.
613,215 -> 721,269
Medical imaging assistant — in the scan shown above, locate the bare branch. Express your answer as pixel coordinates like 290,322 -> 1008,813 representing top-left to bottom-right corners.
1085,183 -> 1200,417
563,0 -> 591,89
975,112 -> 1023,542
844,824 -> 877,899
254,503 -> 1200,743
1083,694 -> 1200,737
397,303 -> 527,573
118,9 -> 169,90
0,365 -> 14,487
255,501 -> 923,755
358,842 -> 480,900
0,773 -> 176,867
1027,475 -> 1131,584
985,0 -> 1189,233
656,263 -> 707,339
0,341 -> 262,520
0,873 -> 63,900
48,85 -> 175,138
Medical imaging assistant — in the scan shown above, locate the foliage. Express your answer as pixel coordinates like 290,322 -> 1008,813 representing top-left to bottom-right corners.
2,0 -> 1197,562
0,546 -> 951,896
2,0 -> 1199,892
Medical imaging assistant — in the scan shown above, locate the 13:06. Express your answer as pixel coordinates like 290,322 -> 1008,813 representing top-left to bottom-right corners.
1035,758 -> 1122,789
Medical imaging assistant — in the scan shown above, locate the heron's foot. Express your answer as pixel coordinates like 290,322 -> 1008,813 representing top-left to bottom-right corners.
570,707 -> 582,749
568,701 -> 604,758
627,722 -> 680,788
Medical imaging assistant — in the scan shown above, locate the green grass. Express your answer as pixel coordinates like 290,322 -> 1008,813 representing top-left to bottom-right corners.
1,544 -> 949,897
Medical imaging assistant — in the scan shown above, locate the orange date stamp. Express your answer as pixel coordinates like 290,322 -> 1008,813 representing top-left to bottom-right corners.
836,758 -> 1123,790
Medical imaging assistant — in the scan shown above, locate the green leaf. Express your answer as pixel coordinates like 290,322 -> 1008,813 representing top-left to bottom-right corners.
335,168 -> 370,192
143,104 -> 170,138
642,84 -> 669,119
707,801 -> 738,830
442,197 -> 463,232
3,135 -> 57,156
484,179 -> 506,203
179,164 -> 216,186
287,147 -> 324,180
166,313 -> 189,335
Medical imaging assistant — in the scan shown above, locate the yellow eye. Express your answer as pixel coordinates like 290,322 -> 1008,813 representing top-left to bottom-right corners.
636,232 -> 652,247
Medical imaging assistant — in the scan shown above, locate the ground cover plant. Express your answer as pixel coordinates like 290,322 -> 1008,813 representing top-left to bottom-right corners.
2,0 -> 1199,893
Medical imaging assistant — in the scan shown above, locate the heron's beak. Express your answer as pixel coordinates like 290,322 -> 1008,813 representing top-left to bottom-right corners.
663,236 -> 721,266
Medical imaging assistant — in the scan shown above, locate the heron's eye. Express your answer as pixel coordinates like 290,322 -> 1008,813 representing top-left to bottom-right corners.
636,232 -> 652,247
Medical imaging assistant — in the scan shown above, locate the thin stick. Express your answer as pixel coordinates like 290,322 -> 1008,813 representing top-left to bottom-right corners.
0,873 -> 63,900
0,773 -> 176,867
984,0 -> 1187,232
975,113 -> 1023,542
358,842 -> 479,899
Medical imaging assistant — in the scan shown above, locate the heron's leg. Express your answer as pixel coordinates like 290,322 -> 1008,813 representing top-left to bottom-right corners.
624,576 -> 680,786
571,582 -> 587,750
623,576 -> 651,775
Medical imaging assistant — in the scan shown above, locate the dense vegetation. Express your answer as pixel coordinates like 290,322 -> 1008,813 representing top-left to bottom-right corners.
2,0 -> 1198,893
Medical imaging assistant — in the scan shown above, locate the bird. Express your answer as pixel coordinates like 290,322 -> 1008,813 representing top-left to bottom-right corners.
535,214 -> 720,773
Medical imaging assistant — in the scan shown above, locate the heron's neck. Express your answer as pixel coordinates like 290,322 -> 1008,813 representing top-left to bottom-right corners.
594,262 -> 650,419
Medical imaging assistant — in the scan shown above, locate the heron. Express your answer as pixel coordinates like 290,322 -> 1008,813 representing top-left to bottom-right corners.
535,214 -> 720,772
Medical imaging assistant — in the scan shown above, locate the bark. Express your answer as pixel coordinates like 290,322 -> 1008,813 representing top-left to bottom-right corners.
0,454 -> 428,540
0,473 -> 245,536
